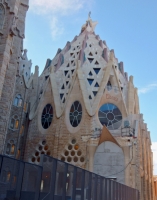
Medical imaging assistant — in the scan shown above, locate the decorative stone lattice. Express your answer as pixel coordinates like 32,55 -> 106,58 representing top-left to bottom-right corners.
31,140 -> 51,163
82,35 -> 108,103
58,42 -> 82,105
60,139 -> 85,166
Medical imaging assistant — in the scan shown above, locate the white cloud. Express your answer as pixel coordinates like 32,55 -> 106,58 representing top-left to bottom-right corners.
30,0 -> 88,15
152,142 -> 157,175
138,83 -> 157,94
50,17 -> 64,40
29,0 -> 93,40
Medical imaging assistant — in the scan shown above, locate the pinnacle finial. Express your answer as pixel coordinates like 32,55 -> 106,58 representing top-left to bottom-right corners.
81,12 -> 98,33
88,11 -> 91,19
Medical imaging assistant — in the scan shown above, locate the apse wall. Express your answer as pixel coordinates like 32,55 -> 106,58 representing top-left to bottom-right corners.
94,141 -> 125,184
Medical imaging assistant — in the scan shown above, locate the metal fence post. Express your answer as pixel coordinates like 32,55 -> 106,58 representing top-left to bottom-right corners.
81,169 -> 85,200
87,172 -> 92,200
100,177 -> 103,200
15,161 -> 25,199
62,163 -> 68,200
94,175 -> 97,200
0,155 -> 3,176
49,159 -> 57,200
72,167 -> 77,200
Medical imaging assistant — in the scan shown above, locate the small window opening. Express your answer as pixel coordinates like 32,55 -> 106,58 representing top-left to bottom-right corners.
6,172 -> 11,182
10,115 -> 19,129
89,95 -> 92,100
0,4 -> 5,30
13,94 -> 23,107
87,79 -> 94,85
95,61 -> 99,65
64,71 -> 68,76
93,91 -> 97,96
6,144 -> 11,154
95,82 -> 99,87
88,58 -> 94,63
93,68 -> 100,75
11,144 -> 15,155
45,75 -> 49,80
89,71 -> 93,76
60,94 -> 64,100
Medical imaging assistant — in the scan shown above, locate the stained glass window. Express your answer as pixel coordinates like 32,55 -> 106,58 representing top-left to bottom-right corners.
10,115 -> 19,130
13,94 -> 23,107
69,101 -> 82,127
41,104 -> 53,129
0,4 -> 5,30
98,103 -> 122,130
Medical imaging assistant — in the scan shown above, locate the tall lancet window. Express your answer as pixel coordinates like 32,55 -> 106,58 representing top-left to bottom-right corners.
0,4 -> 5,31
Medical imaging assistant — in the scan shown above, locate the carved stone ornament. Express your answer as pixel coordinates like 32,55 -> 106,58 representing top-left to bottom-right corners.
10,14 -> 25,38
10,15 -> 18,36
81,12 -> 98,33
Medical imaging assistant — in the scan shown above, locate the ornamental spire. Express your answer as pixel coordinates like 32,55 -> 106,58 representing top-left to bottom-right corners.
81,12 -> 98,33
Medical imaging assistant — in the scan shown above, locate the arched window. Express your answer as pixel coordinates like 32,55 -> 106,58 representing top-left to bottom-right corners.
1,170 -> 11,183
6,143 -> 11,154
13,94 -> 23,107
11,144 -> 15,155
10,115 -> 19,130
0,4 -> 5,31
6,140 -> 16,155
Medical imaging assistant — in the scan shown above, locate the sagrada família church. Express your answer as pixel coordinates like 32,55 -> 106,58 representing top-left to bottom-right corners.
0,0 -> 154,199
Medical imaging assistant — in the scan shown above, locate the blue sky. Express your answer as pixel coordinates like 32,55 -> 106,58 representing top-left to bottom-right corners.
25,0 -> 157,172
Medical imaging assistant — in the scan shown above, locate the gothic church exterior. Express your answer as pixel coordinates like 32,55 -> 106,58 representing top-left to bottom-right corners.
0,0 -> 155,199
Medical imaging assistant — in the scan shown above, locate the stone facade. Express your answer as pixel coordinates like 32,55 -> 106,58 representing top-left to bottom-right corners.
0,3 -> 155,200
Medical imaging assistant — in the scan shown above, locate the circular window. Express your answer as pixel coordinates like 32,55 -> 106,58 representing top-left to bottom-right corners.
74,144 -> 79,150
67,157 -> 72,162
47,151 -> 51,156
39,146 -> 42,151
74,157 -> 78,162
42,140 -> 46,145
71,139 -> 76,144
68,145 -> 72,150
77,151 -> 82,156
44,145 -> 49,151
69,101 -> 82,127
64,151 -> 69,156
71,151 -> 75,156
35,151 -> 39,157
80,157 -> 85,162
98,103 -> 122,130
41,104 -> 53,129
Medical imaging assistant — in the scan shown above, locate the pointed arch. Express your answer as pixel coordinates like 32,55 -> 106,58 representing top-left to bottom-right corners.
0,3 -> 5,31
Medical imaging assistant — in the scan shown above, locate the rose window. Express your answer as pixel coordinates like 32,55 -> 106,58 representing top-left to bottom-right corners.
41,104 -> 53,129
69,101 -> 82,127
98,103 -> 122,130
